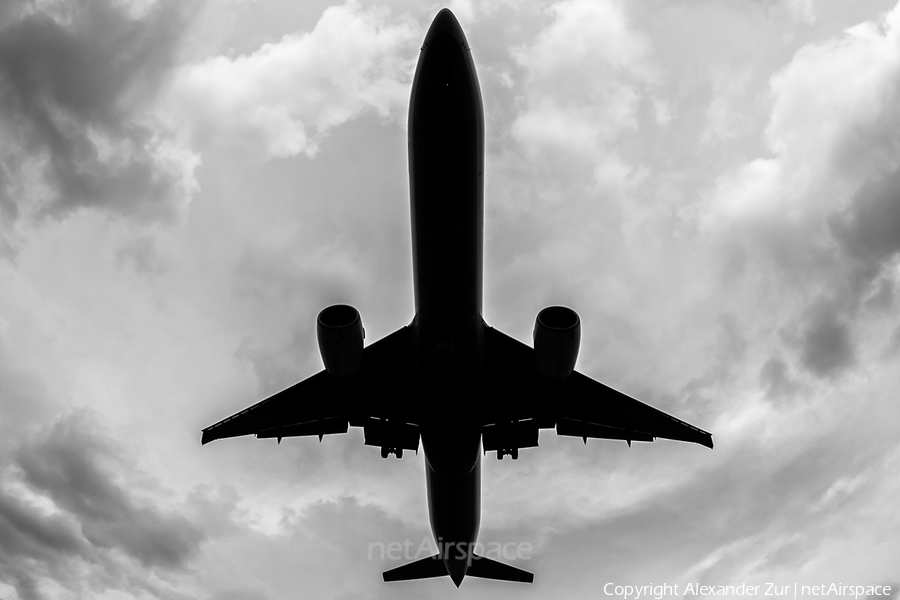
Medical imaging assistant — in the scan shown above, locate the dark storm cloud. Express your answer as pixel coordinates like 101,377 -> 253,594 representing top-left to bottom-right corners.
15,412 -> 203,569
0,0 -> 198,224
830,169 -> 900,285
781,149 -> 900,382
885,325 -> 900,357
0,493 -> 84,558
796,303 -> 856,378
0,491 -> 86,598
0,411 -> 204,598
759,355 -> 801,402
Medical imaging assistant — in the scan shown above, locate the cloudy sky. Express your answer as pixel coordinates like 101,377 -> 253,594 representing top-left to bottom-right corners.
1,0 -> 900,598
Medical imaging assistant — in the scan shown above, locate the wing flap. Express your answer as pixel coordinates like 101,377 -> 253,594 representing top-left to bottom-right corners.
201,324 -> 418,446
558,372 -> 713,448
201,370 -> 338,445
481,325 -> 549,426
256,416 -> 349,441
556,417 -> 654,443
481,324 -> 713,450
482,419 -> 539,452
362,417 -> 421,451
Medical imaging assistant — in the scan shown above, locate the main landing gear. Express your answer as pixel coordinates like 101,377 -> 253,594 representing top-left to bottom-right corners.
497,448 -> 519,460
381,446 -> 403,459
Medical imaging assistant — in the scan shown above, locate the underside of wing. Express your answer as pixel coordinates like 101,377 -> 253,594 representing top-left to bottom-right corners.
480,325 -> 548,425
201,369 -> 340,445
556,372 -> 713,448
201,324 -> 420,449
481,324 -> 713,450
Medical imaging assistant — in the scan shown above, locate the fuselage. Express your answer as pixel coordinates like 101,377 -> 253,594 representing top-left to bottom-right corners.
408,8 -> 484,588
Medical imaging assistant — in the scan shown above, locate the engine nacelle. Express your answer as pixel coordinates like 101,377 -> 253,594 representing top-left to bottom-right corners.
317,304 -> 365,377
533,306 -> 580,379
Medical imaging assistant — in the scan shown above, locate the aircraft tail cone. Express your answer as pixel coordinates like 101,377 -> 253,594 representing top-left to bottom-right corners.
447,558 -> 467,588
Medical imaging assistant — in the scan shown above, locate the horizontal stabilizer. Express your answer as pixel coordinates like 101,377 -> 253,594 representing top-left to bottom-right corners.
383,554 -> 447,582
467,554 -> 534,584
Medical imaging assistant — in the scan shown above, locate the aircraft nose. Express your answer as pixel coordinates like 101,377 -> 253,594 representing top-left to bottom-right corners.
426,8 -> 465,45
433,8 -> 460,29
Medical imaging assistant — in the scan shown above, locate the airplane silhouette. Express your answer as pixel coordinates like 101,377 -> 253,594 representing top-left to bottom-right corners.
201,8 -> 713,587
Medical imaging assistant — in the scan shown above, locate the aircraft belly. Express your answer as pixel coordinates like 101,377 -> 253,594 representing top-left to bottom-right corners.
425,443 -> 481,552
408,17 -> 484,325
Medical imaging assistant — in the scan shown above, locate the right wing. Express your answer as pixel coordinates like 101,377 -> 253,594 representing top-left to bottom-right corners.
201,324 -> 421,449
480,325 -> 713,450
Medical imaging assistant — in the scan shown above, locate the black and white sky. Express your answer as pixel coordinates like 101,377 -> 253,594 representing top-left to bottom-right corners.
1,0 -> 899,598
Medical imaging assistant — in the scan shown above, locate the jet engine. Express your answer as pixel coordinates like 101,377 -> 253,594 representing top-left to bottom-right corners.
533,306 -> 580,379
317,304 -> 365,377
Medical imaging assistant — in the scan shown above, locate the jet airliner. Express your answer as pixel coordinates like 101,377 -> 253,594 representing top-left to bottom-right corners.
202,8 -> 713,587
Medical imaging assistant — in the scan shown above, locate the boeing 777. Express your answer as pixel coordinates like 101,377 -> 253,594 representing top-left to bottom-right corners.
201,8 -> 713,588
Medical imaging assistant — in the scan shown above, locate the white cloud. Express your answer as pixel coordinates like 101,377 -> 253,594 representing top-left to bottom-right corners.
510,0 -> 652,163
767,13 -> 900,173
447,0 -> 476,24
702,0 -> 900,284
701,67 -> 752,143
752,0 -> 817,24
167,1 -> 418,158
785,0 -> 816,24
4,1 -> 900,596
652,97 -> 671,126
688,6 -> 900,404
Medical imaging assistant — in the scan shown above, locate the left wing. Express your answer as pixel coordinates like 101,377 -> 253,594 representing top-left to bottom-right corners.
480,325 -> 713,451
554,371 -> 713,448
201,324 -> 421,450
